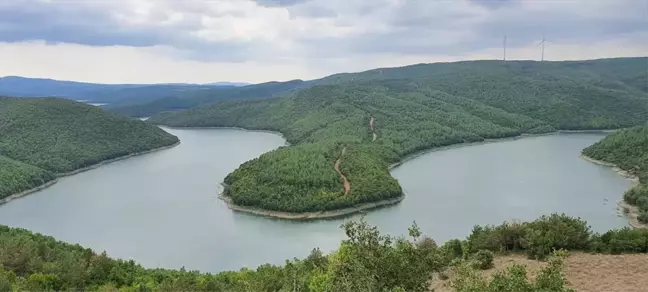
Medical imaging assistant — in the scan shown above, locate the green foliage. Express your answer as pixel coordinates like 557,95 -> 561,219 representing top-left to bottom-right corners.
589,227 -> 648,254
150,59 -> 648,213
464,213 -> 648,258
0,155 -> 55,199
452,250 -> 574,292
0,215 -> 646,292
0,218 -> 444,292
472,250 -> 494,270
583,125 -> 648,222
0,97 -> 179,198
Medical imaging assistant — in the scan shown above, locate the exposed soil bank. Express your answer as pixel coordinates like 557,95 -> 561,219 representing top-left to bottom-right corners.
218,190 -> 404,220
580,154 -> 646,229
0,141 -> 181,205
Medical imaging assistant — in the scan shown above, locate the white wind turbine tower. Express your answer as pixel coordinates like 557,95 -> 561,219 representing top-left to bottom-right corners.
536,35 -> 546,61
502,34 -> 507,61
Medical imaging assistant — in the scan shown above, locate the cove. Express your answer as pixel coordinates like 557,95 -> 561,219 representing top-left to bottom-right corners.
0,130 -> 632,273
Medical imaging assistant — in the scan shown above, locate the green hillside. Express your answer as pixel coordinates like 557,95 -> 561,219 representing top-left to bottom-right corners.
0,155 -> 55,199
0,97 -> 179,199
105,80 -> 306,117
582,126 -> 648,223
149,58 -> 648,214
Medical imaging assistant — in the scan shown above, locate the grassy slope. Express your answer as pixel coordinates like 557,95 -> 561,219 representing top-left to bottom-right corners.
149,58 -> 648,213
0,97 -> 179,198
582,126 -> 648,222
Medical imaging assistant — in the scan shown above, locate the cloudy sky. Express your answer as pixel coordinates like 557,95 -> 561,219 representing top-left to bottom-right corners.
0,0 -> 646,84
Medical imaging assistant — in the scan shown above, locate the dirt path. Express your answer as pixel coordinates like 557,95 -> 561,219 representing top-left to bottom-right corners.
370,117 -> 377,142
334,147 -> 351,194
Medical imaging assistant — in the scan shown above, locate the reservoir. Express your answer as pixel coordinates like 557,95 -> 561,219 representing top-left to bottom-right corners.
0,129 -> 632,273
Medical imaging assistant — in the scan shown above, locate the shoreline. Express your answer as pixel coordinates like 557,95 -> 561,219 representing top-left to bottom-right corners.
218,184 -> 404,220
389,129 -> 619,170
580,154 -> 646,229
56,141 -> 181,177
0,179 -> 58,206
0,141 -> 181,205
158,125 -> 291,146
200,126 -> 621,219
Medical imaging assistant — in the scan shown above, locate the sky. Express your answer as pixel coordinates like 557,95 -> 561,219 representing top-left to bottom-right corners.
0,0 -> 646,84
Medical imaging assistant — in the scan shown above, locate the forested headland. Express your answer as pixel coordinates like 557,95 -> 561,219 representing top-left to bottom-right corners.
582,126 -> 648,225
149,57 -> 648,216
0,213 -> 647,292
0,97 -> 179,200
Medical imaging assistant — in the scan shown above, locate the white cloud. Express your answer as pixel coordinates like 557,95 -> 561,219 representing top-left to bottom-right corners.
0,0 -> 646,83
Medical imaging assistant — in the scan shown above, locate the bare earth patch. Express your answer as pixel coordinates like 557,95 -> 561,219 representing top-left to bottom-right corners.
430,253 -> 648,292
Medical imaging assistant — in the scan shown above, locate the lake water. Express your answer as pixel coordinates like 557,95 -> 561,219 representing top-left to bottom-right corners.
0,130 -> 632,273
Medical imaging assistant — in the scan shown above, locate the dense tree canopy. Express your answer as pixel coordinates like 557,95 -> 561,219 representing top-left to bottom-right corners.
0,214 -> 645,292
582,126 -> 648,223
149,58 -> 648,214
0,97 -> 179,199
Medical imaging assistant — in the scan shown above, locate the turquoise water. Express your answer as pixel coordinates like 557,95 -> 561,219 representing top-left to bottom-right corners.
0,129 -> 632,272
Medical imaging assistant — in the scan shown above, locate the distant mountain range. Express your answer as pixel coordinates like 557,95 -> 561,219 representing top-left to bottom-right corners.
0,76 -> 250,103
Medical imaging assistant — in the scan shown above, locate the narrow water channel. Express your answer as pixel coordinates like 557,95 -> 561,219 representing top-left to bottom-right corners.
0,130 -> 632,272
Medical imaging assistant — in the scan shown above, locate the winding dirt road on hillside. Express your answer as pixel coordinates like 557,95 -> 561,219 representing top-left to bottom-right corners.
370,117 -> 377,142
334,147 -> 351,194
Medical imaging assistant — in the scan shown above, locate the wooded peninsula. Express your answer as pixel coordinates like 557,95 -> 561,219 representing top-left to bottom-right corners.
149,58 -> 648,217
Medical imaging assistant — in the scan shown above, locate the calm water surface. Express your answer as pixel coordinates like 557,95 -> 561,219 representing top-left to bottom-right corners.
0,130 -> 632,272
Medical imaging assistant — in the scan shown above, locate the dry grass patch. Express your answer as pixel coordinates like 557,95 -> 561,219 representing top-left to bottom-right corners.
430,252 -> 648,292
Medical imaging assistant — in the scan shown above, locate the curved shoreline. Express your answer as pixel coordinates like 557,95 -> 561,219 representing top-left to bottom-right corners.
0,141 -> 181,206
389,129 -> 619,170
580,154 -> 646,229
218,190 -> 404,220
162,125 -> 622,220
158,125 -> 291,146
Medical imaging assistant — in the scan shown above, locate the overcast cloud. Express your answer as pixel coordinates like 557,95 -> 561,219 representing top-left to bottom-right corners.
0,0 -> 646,83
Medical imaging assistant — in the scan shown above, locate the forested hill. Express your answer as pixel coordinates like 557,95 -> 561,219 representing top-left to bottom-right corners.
582,126 -> 648,223
0,97 -> 179,199
0,76 -> 250,104
111,57 -> 648,118
149,58 -> 648,215
104,79 -> 306,117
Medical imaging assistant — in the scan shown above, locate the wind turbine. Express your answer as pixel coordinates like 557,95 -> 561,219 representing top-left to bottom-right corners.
536,35 -> 546,61
502,34 -> 507,61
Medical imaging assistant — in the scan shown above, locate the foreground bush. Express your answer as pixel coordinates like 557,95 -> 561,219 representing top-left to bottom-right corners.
452,250 -> 574,292
0,214 -> 646,292
472,250 -> 494,270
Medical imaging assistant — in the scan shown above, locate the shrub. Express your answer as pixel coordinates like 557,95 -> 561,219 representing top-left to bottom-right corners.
472,250 -> 494,270
466,222 -> 526,254
595,227 -> 648,254
452,250 -> 573,292
441,239 -> 465,262
522,214 -> 592,259
639,211 -> 648,224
